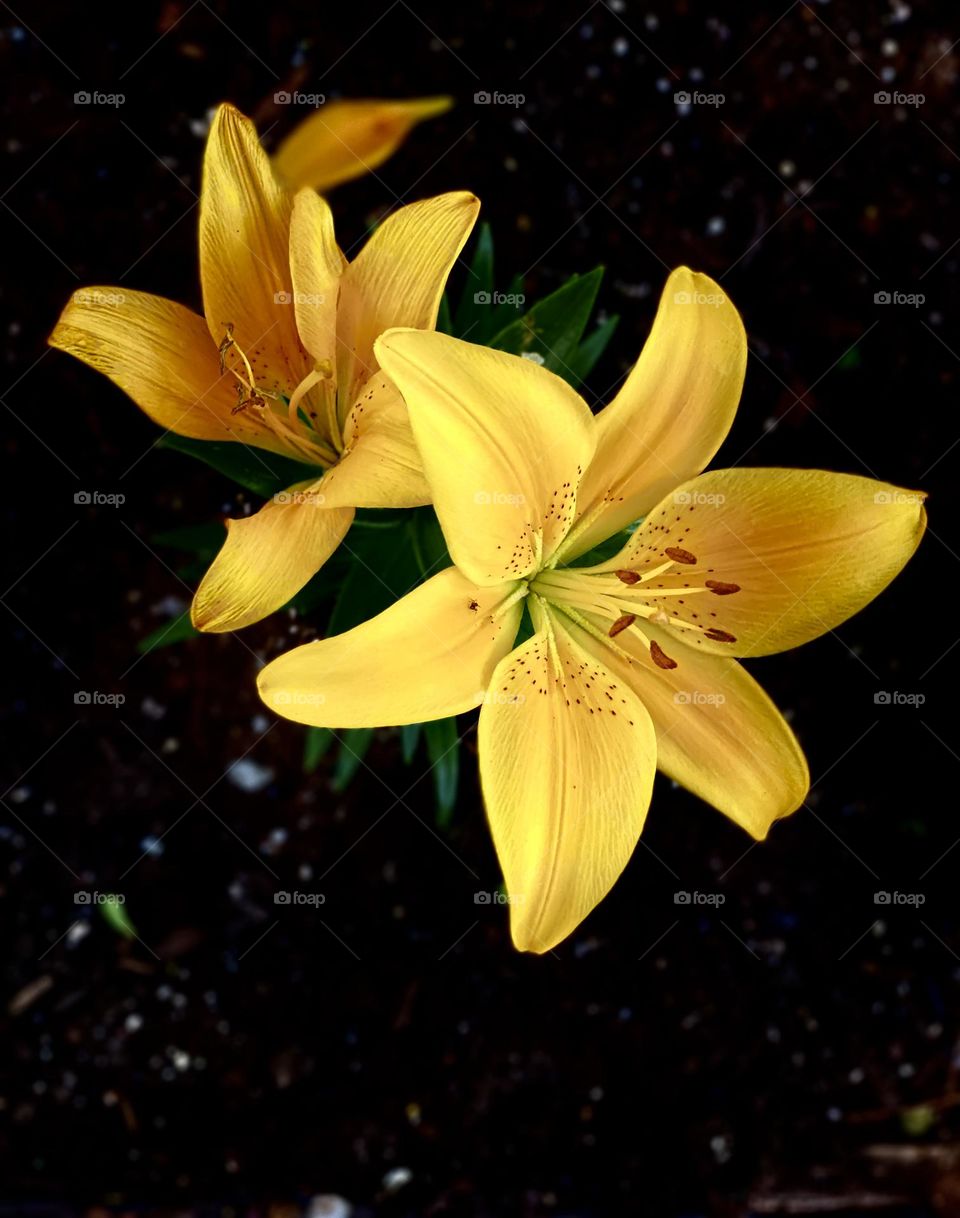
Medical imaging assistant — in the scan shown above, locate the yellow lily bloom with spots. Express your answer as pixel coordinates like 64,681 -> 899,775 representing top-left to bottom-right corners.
257,268 -> 926,954
48,103 -> 479,631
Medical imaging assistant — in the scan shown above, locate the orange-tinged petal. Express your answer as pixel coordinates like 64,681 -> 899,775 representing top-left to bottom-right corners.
272,97 -> 453,193
479,604 -> 657,953
48,287 -> 291,454
574,609 -> 809,839
561,267 -> 745,561
336,191 -> 479,412
199,103 -> 309,398
257,568 -> 523,727
376,330 -> 596,586
191,483 -> 353,632
594,468 -> 927,657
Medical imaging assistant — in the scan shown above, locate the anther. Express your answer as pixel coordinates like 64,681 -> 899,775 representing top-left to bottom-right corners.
704,628 -> 737,643
665,546 -> 697,565
608,613 -> 636,638
615,569 -> 641,585
650,640 -> 678,670
705,580 -> 740,596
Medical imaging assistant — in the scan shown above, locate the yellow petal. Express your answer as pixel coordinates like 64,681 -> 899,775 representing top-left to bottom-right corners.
318,374 -> 430,510
48,287 -> 293,454
199,103 -> 310,397
191,484 -> 353,632
561,267 -> 745,561
597,468 -> 926,657
336,192 -> 479,411
375,330 -> 597,586
574,609 -> 808,838
257,568 -> 523,727
479,604 -> 657,954
289,188 -> 345,373
272,97 -> 452,193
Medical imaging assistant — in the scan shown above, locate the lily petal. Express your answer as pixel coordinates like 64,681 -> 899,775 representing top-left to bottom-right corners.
479,604 -> 657,953
199,103 -> 309,397
257,568 -> 523,726
272,97 -> 452,193
574,609 -> 808,838
561,267 -> 745,561
598,468 -> 927,657
289,188 -> 346,373
47,287 -> 295,452
376,330 -> 596,586
192,483 -> 353,632
319,374 -> 431,510
336,191 -> 480,412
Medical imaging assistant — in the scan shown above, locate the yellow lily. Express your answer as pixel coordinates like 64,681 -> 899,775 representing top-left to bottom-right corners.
48,103 -> 479,632
256,268 -> 927,954
272,96 -> 453,193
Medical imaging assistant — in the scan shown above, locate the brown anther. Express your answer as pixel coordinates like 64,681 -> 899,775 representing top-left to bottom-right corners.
615,569 -> 641,585
650,640 -> 678,670
665,546 -> 697,565
705,580 -> 740,596
218,323 -> 235,374
608,613 -> 637,638
705,628 -> 737,643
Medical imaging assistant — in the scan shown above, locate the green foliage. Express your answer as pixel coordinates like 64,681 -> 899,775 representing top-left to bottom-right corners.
158,434 -> 320,499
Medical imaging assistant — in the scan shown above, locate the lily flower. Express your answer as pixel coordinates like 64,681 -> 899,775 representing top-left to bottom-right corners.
271,96 -> 453,193
256,268 -> 927,953
49,103 -> 479,631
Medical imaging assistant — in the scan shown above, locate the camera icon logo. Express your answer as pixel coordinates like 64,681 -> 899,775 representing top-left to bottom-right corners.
274,891 -> 292,904
474,291 -> 492,304
474,891 -> 492,904
874,291 -> 891,304
74,91 -> 91,105
874,91 -> 891,104
474,91 -> 491,104
874,691 -> 892,705
74,691 -> 91,705
674,890 -> 691,904
74,891 -> 92,904
274,91 -> 292,104
74,491 -> 92,505
674,91 -> 691,105
874,890 -> 891,904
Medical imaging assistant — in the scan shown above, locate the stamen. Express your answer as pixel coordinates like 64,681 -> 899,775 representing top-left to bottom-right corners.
650,640 -> 678,670
704,628 -> 737,643
706,580 -> 740,596
615,569 -> 641,585
608,613 -> 636,638
665,546 -> 697,565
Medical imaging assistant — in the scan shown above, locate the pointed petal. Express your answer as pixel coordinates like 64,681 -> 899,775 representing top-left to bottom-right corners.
376,330 -> 596,586
192,485 -> 353,632
336,191 -> 479,410
257,568 -> 523,726
289,188 -> 345,371
48,287 -> 295,453
318,374 -> 430,510
561,267 -> 745,561
272,97 -> 453,193
479,605 -> 657,954
574,608 -> 808,838
596,468 -> 926,657
199,103 -> 310,397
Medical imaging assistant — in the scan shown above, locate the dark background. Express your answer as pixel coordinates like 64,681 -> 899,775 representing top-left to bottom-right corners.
2,1 -> 958,1214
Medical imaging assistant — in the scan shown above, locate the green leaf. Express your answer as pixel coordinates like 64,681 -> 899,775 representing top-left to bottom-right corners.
136,610 -> 199,655
408,508 -> 449,579
99,895 -> 136,940
158,434 -> 321,499
567,313 -> 620,384
488,272 -> 527,336
437,291 -> 453,335
331,728 -> 375,791
490,267 -> 605,384
453,222 -> 495,340
303,726 -> 334,774
424,717 -> 460,828
400,722 -> 423,765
